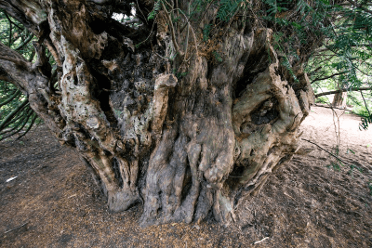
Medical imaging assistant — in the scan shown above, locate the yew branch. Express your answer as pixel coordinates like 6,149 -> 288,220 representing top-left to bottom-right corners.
315,86 -> 372,98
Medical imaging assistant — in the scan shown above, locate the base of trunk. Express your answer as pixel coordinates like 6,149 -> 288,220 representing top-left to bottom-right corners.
108,188 -> 141,212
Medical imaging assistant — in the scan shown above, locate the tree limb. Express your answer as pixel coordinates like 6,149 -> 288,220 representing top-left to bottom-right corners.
315,87 -> 372,98
311,72 -> 347,84
0,42 -> 32,70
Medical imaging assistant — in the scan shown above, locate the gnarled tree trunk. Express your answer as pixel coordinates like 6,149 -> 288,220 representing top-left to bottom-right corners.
0,0 -> 316,227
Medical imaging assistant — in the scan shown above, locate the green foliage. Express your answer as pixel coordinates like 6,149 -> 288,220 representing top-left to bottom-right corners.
263,0 -> 372,95
315,96 -> 329,104
272,32 -> 299,82
148,0 -> 161,20
300,1 -> 372,129
327,161 -> 343,171
262,0 -> 290,17
281,56 -> 298,82
212,51 -> 223,63
203,24 -> 212,41
174,70 -> 188,80
216,0 -> 243,22
347,92 -> 372,115
359,114 -> 372,131
113,109 -> 123,118
0,10 -> 40,141
346,148 -> 355,155
348,164 -> 363,177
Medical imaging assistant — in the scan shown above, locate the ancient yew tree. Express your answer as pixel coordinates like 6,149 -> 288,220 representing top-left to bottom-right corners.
1,0 -> 370,226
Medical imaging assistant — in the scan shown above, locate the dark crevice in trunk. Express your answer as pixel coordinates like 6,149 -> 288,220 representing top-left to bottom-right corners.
89,18 -> 106,35
233,66 -> 267,98
233,41 -> 272,98
234,77 -> 253,98
112,157 -> 124,188
251,107 -> 279,125
226,165 -> 245,190
181,166 -> 192,202
89,68 -> 118,128
101,37 -> 125,61
137,157 -> 150,195
38,20 -> 51,43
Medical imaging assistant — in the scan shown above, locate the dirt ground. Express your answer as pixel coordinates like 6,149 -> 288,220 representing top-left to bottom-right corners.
0,106 -> 371,248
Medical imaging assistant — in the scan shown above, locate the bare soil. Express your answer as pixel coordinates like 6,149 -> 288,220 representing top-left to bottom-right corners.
1,106 -> 371,248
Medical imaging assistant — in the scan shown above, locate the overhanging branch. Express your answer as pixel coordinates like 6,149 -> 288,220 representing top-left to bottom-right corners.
315,87 -> 372,98
0,98 -> 28,130
0,42 -> 32,70
311,72 -> 347,84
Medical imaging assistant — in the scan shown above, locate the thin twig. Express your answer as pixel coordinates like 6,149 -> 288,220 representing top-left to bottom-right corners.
135,18 -> 156,47
3,222 -> 29,235
136,0 -> 148,25
194,0 -> 217,29
301,138 -> 348,164
5,13 -> 13,47
183,2 -> 190,58
174,8 -> 199,57
314,104 -> 352,111
161,1 -> 181,55
360,90 -> 371,116
254,237 -> 269,245
15,33 -> 34,51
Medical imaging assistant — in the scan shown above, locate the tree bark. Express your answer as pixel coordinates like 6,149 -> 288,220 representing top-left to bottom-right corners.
332,92 -> 347,108
0,0 -> 316,227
